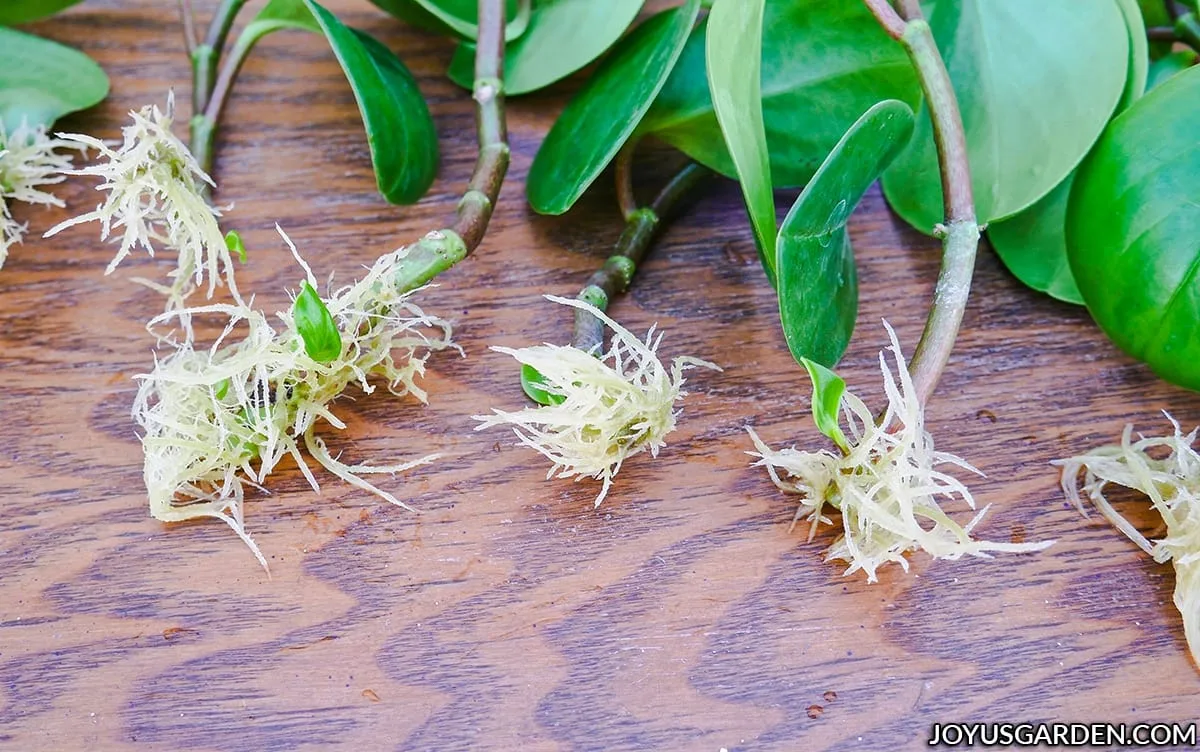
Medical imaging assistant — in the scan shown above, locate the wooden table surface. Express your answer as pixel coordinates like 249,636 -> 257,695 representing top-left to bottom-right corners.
3,2 -> 1199,750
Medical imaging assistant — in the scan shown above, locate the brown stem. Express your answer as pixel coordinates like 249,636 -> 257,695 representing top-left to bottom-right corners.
864,0 -> 979,406
572,163 -> 711,350
450,0 -> 510,255
863,0 -> 905,40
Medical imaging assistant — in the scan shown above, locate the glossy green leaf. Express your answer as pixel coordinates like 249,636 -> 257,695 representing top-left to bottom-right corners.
240,0 -> 437,204
0,0 -> 82,25
1116,0 -> 1149,110
882,0 -> 1128,232
293,282 -> 343,363
448,0 -> 646,96
776,100 -> 915,368
1066,66 -> 1200,390
1148,50 -> 1197,89
706,0 -> 775,281
986,176 -> 1083,304
0,26 -> 107,131
367,0 -> 527,41
801,358 -> 848,454
641,1 -> 919,188
526,0 -> 698,215
520,364 -> 565,406
225,231 -> 247,263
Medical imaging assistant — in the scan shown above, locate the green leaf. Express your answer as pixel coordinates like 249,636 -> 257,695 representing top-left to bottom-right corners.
447,0 -> 646,96
986,176 -> 1083,304
1148,50 -> 1198,89
1066,66 -> 1200,391
526,0 -> 699,215
1116,0 -> 1149,111
641,0 -> 919,188
0,0 -> 82,25
706,0 -> 775,282
0,26 -> 107,131
776,100 -> 915,368
882,0 -> 1128,232
367,0 -> 528,41
520,364 -> 566,406
293,282 -> 343,363
801,357 -> 848,454
225,231 -> 247,263
239,0 -> 437,204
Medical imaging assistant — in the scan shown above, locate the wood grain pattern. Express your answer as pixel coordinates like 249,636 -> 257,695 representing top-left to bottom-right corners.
2,2 -> 1199,750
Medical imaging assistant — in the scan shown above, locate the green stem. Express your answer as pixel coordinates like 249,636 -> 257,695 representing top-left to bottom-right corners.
449,0 -> 510,255
571,162 -> 711,351
1176,13 -> 1200,52
189,0 -> 246,138
864,1 -> 978,407
191,29 -> 258,176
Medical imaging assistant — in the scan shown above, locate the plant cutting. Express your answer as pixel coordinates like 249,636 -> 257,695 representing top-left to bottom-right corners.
474,0 -> 722,504
133,0 -> 511,566
705,0 -> 1058,579
0,3 -> 108,269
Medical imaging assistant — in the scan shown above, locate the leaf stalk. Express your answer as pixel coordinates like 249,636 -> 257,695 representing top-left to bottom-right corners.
863,1 -> 978,406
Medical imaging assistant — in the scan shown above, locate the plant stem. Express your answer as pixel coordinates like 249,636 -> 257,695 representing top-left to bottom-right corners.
190,0 -> 246,129
863,0 -> 978,407
449,0 -> 510,256
614,139 -> 639,221
1176,13 -> 1200,52
572,163 -> 711,350
179,0 -> 198,56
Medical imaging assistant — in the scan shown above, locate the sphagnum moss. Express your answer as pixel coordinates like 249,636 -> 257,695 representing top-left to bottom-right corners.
0,121 -> 85,269
475,295 -> 718,506
135,228 -> 457,568
1057,415 -> 1200,668
45,93 -> 235,314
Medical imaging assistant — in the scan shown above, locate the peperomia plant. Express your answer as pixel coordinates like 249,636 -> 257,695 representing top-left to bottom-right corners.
0,0 -> 108,269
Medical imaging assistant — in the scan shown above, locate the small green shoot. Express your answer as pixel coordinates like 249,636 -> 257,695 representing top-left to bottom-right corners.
801,357 -> 848,455
225,231 -> 247,263
521,364 -> 566,406
293,281 -> 342,363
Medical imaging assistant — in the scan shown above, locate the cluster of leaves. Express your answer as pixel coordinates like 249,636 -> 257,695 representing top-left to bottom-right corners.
514,0 -> 1200,394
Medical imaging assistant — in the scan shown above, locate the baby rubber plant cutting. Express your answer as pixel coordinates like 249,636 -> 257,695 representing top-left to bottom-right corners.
708,0 -> 1057,581
474,0 -> 723,506
128,0 -> 511,569
0,0 -> 108,270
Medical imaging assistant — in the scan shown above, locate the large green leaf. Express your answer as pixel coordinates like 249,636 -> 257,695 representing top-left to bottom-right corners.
526,0 -> 698,216
1066,66 -> 1200,390
882,0 -> 1128,232
706,0 -> 775,282
987,0 -> 1145,306
640,0 -> 919,188
367,0 -> 527,41
0,26 -> 107,131
776,100 -> 915,368
447,0 -> 645,96
986,176 -> 1083,304
239,0 -> 437,204
0,0 -> 82,25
